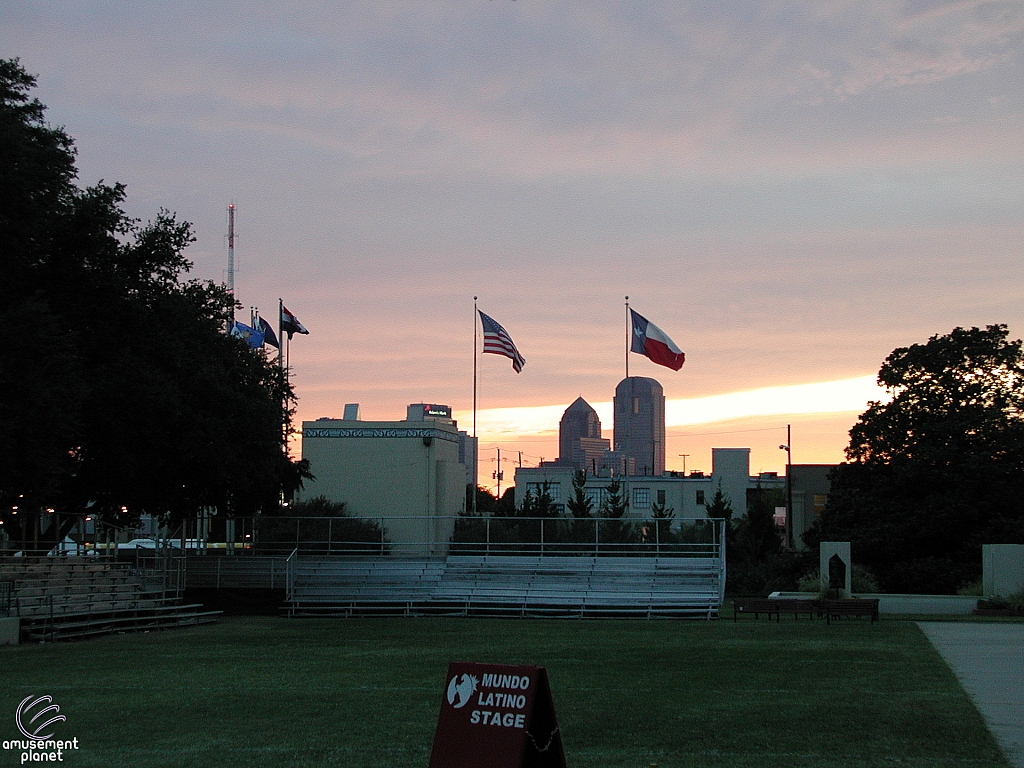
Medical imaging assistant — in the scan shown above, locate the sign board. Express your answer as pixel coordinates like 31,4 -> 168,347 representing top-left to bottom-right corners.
428,662 -> 565,768
423,404 -> 452,419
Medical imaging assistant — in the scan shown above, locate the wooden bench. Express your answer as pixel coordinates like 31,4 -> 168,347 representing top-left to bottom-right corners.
733,598 -> 817,622
819,598 -> 879,624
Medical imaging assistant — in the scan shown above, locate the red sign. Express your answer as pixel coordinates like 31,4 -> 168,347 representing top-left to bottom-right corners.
428,662 -> 565,768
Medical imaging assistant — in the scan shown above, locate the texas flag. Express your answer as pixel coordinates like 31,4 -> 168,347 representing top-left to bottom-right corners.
630,309 -> 685,371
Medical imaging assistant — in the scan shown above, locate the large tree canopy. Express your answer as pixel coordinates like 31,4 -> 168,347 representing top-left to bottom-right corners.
0,59 -> 307,550
807,325 -> 1024,593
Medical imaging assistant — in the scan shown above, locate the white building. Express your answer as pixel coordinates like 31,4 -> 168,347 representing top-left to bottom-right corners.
514,447 -> 783,520
298,405 -> 470,555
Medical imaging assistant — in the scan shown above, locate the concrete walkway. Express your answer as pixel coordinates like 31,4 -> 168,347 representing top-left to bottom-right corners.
919,622 -> 1024,768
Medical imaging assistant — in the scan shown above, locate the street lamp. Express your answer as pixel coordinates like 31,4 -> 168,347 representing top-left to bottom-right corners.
779,424 -> 792,548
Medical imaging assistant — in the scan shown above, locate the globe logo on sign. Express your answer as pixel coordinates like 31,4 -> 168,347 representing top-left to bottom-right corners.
446,674 -> 478,709
16,695 -> 66,740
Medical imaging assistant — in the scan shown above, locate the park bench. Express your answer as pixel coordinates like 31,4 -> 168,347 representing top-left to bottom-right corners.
818,598 -> 879,624
733,598 -> 817,622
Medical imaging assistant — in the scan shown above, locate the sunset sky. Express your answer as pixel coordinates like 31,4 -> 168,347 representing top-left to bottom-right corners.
4,2 -> 1023,491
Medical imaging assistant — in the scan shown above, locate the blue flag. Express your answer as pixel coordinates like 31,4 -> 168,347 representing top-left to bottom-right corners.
259,317 -> 280,349
230,320 -> 265,349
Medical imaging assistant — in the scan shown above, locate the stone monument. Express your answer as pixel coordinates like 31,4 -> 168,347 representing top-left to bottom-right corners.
820,541 -> 851,598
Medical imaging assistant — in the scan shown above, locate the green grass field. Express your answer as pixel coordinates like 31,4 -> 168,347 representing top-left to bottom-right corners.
0,616 -> 1010,768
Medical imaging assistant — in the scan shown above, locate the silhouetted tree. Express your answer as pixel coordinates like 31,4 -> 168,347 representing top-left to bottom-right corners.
807,325 -> 1024,593
257,496 -> 388,554
703,481 -> 734,527
0,59 -> 310,553
735,484 -> 784,563
599,478 -> 634,546
519,482 -> 558,518
647,500 -> 675,548
566,470 -> 594,519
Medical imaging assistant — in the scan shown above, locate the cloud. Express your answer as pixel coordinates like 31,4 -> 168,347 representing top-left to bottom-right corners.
792,1 -> 1024,99
457,375 -> 886,442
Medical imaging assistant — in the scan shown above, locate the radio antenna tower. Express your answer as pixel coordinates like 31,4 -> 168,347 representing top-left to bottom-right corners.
227,203 -> 236,320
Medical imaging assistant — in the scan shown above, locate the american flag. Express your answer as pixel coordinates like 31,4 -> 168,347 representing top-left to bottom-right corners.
478,310 -> 526,373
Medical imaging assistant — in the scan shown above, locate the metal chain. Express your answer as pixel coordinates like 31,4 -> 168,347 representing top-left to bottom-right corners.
526,725 -> 560,753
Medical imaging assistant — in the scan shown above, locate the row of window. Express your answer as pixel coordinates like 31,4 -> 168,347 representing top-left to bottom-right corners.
525,484 -> 705,509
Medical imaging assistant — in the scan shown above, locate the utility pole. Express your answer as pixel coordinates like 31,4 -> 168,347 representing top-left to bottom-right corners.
495,447 -> 502,499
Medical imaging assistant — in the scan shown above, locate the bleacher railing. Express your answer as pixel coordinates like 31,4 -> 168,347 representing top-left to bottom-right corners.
26,515 -> 727,561
242,515 -> 727,558
133,554 -> 185,595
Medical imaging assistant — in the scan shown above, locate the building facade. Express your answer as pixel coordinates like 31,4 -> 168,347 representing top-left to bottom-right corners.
613,377 -> 666,476
514,447 -> 784,521
298,407 -> 470,555
789,464 -> 836,549
556,397 -> 611,472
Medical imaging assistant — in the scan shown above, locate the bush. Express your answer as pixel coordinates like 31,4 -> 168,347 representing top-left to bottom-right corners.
957,579 -> 983,596
980,590 -> 1024,614
726,549 -> 813,597
255,496 -> 390,554
1011,590 -> 1024,615
795,565 -> 880,595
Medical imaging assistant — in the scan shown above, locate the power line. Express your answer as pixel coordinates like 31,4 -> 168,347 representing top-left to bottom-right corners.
670,425 -> 787,437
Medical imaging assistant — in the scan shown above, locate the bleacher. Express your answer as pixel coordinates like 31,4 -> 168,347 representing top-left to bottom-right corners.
287,559 -> 445,617
286,555 -> 722,619
0,558 -> 220,642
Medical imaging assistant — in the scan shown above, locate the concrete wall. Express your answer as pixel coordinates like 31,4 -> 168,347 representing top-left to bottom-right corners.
711,448 -> 751,517
769,592 -> 979,615
983,544 -> 1024,597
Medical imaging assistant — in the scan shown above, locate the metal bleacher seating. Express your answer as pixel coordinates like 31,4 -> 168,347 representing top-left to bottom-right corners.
286,555 -> 722,619
0,557 -> 220,642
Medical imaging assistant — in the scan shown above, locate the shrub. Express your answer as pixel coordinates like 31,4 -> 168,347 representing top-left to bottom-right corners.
795,565 -> 880,595
956,579 -> 983,596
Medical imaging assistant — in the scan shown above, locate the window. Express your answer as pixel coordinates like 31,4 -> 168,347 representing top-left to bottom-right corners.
633,488 -> 650,508
633,397 -> 640,414
813,494 -> 827,515
586,489 -> 607,508
696,490 -> 705,506
657,490 -> 666,506
526,483 -> 561,502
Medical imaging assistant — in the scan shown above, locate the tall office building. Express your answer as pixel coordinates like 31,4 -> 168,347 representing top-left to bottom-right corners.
613,377 -> 666,476
558,397 -> 611,472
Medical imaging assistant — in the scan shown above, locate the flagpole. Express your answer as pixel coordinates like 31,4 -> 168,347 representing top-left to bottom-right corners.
625,296 -> 630,380
472,296 -> 478,516
278,298 -> 284,372
624,296 -> 633,494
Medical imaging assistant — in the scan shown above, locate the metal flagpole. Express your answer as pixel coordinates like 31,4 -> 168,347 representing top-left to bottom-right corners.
625,296 -> 630,380
472,296 -> 478,516
278,299 -> 285,372
624,297 -> 632,503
